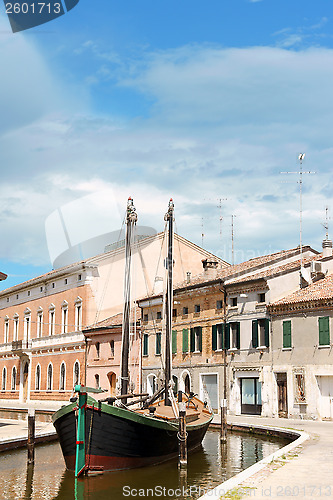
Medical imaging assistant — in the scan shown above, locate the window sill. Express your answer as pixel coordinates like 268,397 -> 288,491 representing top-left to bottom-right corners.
257,346 -> 268,350
282,347 -> 292,351
318,345 -> 331,349
229,306 -> 238,310
155,353 -> 161,357
193,350 -> 202,354
229,348 -> 239,352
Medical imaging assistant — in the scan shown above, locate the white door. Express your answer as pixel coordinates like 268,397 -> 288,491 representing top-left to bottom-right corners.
318,376 -> 333,420
201,374 -> 218,411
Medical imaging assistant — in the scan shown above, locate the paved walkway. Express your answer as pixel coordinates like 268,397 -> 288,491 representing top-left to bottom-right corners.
200,414 -> 333,500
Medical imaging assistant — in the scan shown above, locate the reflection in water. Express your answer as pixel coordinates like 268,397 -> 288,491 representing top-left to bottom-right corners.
0,430 -> 288,500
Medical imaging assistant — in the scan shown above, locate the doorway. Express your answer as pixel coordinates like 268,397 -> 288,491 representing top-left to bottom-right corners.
317,376 -> 333,420
276,373 -> 288,418
240,377 -> 262,415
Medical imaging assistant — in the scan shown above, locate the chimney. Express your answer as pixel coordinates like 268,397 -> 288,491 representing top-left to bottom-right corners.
322,239 -> 333,258
201,259 -> 219,279
186,272 -> 191,284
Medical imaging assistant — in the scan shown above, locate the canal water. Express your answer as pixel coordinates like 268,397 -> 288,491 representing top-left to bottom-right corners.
0,428 -> 289,500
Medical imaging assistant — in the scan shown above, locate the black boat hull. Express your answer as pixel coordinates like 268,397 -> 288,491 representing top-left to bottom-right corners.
53,402 -> 212,472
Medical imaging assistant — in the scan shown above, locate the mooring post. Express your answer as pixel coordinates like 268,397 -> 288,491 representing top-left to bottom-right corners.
178,391 -> 187,468
27,408 -> 35,464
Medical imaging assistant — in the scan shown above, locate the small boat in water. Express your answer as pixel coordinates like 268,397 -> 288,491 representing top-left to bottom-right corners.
52,199 -> 213,475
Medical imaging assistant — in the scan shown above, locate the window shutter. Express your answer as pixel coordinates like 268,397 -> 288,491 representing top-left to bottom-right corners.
225,323 -> 230,350
236,322 -> 240,349
198,326 -> 202,352
264,318 -> 270,347
182,328 -> 189,353
252,320 -> 258,348
143,334 -> 148,356
283,320 -> 292,348
172,330 -> 177,354
190,328 -> 195,352
156,332 -> 161,355
319,316 -> 330,346
212,325 -> 217,351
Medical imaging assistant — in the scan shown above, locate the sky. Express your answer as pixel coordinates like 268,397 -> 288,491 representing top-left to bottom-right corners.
1,0 -> 333,290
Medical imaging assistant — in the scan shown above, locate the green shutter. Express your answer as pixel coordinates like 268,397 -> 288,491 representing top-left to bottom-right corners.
156,332 -> 161,355
252,320 -> 258,348
319,316 -> 330,346
236,322 -> 240,349
190,328 -> 195,352
143,334 -> 148,356
172,330 -> 177,354
225,323 -> 230,350
198,326 -> 202,352
221,323 -> 225,350
182,328 -> 189,353
264,318 -> 270,347
283,320 -> 292,348
212,324 -> 217,351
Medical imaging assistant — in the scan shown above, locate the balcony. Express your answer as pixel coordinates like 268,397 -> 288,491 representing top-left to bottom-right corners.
11,340 -> 30,357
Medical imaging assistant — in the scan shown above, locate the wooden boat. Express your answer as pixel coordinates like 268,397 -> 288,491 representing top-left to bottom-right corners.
52,199 -> 213,475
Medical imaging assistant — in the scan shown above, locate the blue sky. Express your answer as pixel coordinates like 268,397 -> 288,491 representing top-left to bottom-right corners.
1,0 -> 333,290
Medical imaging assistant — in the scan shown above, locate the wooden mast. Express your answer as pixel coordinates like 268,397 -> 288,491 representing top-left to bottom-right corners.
164,199 -> 174,406
121,197 -> 138,403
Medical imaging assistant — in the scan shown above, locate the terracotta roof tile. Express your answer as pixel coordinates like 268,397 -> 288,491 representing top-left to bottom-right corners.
85,307 -> 141,330
271,273 -> 333,307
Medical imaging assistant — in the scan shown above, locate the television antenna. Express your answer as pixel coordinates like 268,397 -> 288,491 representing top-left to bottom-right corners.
322,206 -> 331,240
280,153 -> 316,277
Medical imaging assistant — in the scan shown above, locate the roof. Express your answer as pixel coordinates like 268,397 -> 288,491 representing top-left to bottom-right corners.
84,307 -> 141,332
269,273 -> 333,308
174,246 -> 317,291
0,272 -> 7,281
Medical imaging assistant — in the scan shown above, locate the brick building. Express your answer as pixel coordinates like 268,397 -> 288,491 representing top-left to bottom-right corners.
0,233 -> 223,405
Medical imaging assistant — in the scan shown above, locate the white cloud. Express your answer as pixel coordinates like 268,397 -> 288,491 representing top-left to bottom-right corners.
1,41 -> 333,268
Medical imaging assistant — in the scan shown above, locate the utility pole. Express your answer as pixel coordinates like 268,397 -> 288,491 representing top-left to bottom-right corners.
231,215 -> 236,266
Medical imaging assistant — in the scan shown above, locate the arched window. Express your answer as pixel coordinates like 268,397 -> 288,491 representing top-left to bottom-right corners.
60,362 -> 66,391
95,342 -> 100,359
73,361 -> 80,387
61,301 -> 68,334
75,297 -> 82,331
35,365 -> 41,391
110,340 -> 115,357
95,374 -> 100,390
147,374 -> 157,396
2,367 -> 6,391
11,366 -> 17,390
47,364 -> 53,391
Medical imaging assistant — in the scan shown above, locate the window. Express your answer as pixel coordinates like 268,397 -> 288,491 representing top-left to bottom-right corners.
6,297 -> 9,303
231,297 -> 237,307
27,291 -> 30,297
16,294 -> 19,299
60,362 -> 66,391
37,309 -> 43,338
61,301 -> 68,334
143,314 -> 148,322
172,309 -> 177,318
95,342 -> 100,359
252,319 -> 270,348
282,320 -> 292,348
24,309 -> 31,343
182,306 -> 188,315
155,332 -> 161,355
13,315 -> 19,341
190,326 -> 202,352
212,323 -> 226,351
258,293 -> 266,303
4,318 -> 9,344
47,364 -> 53,390
49,305 -> 55,336
11,367 -> 17,390
75,298 -> 82,331
2,367 -> 6,391
216,300 -> 223,310
64,279 -> 68,285
95,374 -> 100,389
35,365 -> 41,391
78,274 -> 82,281
40,286 -> 43,292
110,340 -> 115,357
229,322 -> 240,349
143,334 -> 149,356
319,316 -> 330,346
172,375 -> 178,395
194,304 -> 200,313
157,311 -> 162,320
74,361 -> 80,386
52,283 -> 55,289
172,330 -> 177,354
182,328 -> 189,353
